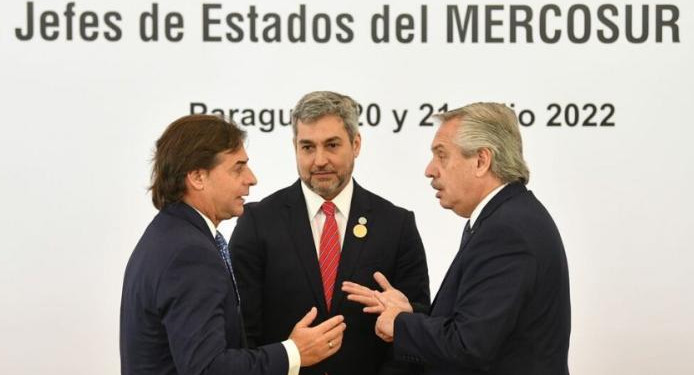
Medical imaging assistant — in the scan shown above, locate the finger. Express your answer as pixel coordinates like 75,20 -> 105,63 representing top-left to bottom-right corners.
342,288 -> 374,297
363,305 -> 385,314
375,322 -> 392,343
318,323 -> 347,343
375,323 -> 384,340
331,336 -> 343,351
346,293 -> 378,307
341,282 -> 374,295
332,332 -> 345,349
381,334 -> 393,343
323,322 -> 347,340
323,322 -> 347,342
295,307 -> 317,328
373,271 -> 393,291
313,314 -> 345,333
325,336 -> 343,355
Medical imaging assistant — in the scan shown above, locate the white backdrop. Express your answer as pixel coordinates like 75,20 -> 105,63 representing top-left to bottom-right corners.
1,1 -> 693,373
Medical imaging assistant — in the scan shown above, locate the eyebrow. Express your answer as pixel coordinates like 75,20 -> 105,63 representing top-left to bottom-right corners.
323,137 -> 341,143
297,137 -> 342,145
431,144 -> 445,152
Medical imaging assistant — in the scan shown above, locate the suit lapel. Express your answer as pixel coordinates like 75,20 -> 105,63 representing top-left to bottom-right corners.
164,201 -> 248,345
331,181 -> 371,313
285,181 -> 329,313
430,223 -> 468,309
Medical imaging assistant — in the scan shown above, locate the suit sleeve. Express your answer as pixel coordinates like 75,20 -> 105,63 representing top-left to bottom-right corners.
156,240 -> 287,375
229,204 -> 265,348
392,223 -> 537,370
378,211 -> 431,375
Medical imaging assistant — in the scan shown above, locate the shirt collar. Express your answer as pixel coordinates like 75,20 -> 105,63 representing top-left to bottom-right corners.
469,183 -> 507,228
301,178 -> 354,218
192,207 -> 217,237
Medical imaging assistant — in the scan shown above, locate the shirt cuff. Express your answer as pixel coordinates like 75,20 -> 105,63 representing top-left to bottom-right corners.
282,339 -> 301,375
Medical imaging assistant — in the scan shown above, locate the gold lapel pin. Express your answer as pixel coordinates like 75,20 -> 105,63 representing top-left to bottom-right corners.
353,216 -> 368,238
353,224 -> 367,238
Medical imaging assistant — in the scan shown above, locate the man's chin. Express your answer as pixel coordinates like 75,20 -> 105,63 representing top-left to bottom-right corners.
438,199 -> 453,210
310,181 -> 341,200
229,206 -> 244,218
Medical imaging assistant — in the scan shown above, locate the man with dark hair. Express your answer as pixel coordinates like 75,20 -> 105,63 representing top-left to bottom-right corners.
345,103 -> 571,374
230,92 -> 430,374
120,114 -> 346,375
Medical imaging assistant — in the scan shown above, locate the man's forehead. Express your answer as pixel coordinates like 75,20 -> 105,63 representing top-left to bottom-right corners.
298,114 -> 344,126
220,147 -> 248,162
431,128 -> 455,150
296,122 -> 350,142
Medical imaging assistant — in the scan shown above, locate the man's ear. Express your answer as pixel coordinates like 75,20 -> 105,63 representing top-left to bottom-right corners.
352,133 -> 362,158
475,148 -> 493,177
186,169 -> 206,191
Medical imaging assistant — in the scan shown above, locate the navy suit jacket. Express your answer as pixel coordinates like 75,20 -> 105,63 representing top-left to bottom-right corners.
120,202 -> 288,375
230,180 -> 431,375
394,183 -> 571,375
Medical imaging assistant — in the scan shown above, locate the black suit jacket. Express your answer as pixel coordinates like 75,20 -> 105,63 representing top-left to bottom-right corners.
120,202 -> 288,375
393,183 -> 571,375
230,180 -> 430,375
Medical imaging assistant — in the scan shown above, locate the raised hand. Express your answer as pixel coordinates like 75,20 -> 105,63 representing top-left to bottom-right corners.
288,307 -> 347,366
342,272 -> 413,314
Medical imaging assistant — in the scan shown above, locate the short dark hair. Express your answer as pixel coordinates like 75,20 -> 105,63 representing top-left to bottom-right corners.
149,114 -> 246,210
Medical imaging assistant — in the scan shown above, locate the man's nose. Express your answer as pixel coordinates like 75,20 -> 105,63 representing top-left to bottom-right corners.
314,148 -> 329,166
247,167 -> 258,186
424,159 -> 436,178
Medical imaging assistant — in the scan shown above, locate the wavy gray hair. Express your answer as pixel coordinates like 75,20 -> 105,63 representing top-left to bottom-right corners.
435,102 -> 530,184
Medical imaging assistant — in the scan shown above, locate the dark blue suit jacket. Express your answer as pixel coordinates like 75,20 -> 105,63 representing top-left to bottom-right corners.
230,180 -> 430,375
394,183 -> 571,375
120,202 -> 288,375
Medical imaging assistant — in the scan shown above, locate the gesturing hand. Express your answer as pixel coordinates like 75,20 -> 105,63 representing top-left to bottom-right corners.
342,272 -> 413,314
288,307 -> 346,366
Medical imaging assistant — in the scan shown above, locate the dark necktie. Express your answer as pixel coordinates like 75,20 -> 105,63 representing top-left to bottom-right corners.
460,220 -> 472,249
318,201 -> 341,311
214,231 -> 240,304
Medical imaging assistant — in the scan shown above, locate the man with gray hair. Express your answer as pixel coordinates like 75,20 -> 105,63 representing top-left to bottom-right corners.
230,91 -> 431,375
344,103 -> 571,374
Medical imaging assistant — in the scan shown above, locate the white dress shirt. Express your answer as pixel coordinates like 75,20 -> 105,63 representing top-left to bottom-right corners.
193,208 -> 301,375
301,178 -> 354,256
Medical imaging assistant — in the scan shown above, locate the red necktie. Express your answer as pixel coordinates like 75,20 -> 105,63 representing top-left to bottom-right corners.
319,201 -> 341,311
